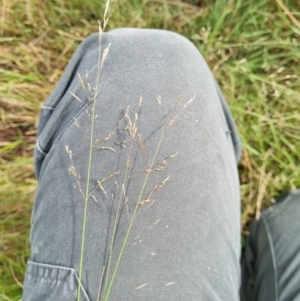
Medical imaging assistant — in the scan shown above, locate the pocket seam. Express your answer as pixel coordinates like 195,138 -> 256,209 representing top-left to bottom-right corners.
36,140 -> 47,155
38,100 -> 90,155
42,106 -> 55,111
27,260 -> 91,301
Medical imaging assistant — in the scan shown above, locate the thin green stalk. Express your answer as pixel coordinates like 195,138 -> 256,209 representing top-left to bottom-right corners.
103,102 -> 143,296
103,145 -> 132,296
76,89 -> 97,301
77,18 -> 109,301
103,131 -> 165,301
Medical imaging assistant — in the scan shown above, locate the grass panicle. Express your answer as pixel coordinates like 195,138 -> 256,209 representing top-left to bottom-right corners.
71,2 -> 110,300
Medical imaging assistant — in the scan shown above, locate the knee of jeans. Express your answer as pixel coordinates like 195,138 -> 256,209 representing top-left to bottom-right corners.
101,28 -> 207,69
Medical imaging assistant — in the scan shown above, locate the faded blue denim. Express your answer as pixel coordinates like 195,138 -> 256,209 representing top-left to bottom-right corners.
22,28 -> 300,301
23,28 -> 241,301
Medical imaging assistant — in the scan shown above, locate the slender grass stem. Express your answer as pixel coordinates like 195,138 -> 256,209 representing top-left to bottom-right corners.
76,21 -> 108,301
103,143 -> 133,296
96,266 -> 106,301
103,132 -> 165,301
76,90 -> 97,301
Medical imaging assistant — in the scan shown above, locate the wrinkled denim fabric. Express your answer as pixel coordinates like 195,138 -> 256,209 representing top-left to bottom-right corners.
23,28 -> 242,301
241,189 -> 300,301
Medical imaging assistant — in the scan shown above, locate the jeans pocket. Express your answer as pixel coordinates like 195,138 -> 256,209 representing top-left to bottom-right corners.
22,260 -> 90,301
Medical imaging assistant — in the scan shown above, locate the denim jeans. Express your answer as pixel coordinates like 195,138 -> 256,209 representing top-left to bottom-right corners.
241,189 -> 300,301
22,28 -> 300,301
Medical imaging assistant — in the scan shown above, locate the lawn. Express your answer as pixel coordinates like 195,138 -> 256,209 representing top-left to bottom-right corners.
1,0 -> 299,300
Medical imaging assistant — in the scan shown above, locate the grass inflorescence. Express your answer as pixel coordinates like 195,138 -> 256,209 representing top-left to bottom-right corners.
1,0 -> 300,300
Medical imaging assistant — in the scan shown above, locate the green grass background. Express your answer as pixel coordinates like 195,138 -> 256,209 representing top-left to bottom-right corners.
1,0 -> 299,299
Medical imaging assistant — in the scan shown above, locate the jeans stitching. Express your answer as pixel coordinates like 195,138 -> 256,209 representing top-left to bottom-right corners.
36,140 -> 47,155
27,260 -> 90,300
27,261 -> 75,294
37,101 -> 90,157
52,101 -> 89,150
72,270 -> 91,301
261,214 -> 279,301
28,260 -> 76,272
42,106 -> 55,110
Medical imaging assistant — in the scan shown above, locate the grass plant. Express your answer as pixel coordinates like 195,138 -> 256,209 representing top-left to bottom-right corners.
1,0 -> 300,300
75,2 -> 110,300
67,3 -> 194,300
